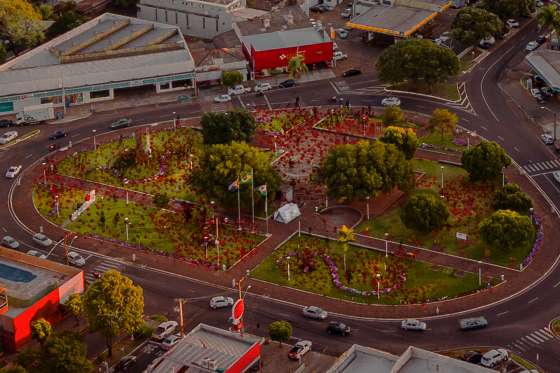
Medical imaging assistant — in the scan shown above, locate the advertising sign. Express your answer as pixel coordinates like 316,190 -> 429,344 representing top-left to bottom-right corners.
253,42 -> 333,71
231,299 -> 244,325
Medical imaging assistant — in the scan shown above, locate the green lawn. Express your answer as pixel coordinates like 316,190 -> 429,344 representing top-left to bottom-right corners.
316,110 -> 419,131
419,132 -> 467,152
250,235 -> 499,305
256,114 -> 309,132
34,183 -> 90,226
460,49 -> 483,72
553,319 -> 560,336
388,82 -> 460,101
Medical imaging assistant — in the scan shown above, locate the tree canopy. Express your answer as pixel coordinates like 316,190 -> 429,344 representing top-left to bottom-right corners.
152,192 -> 171,209
461,141 -> 512,181
41,331 -> 92,373
82,270 -> 144,357
536,5 -> 560,36
34,5 -> 53,20
315,140 -> 415,201
478,210 -> 534,251
288,55 -> 308,83
0,366 -> 28,373
0,0 -> 46,56
268,321 -> 292,346
200,109 -> 257,145
492,183 -> 533,212
381,106 -> 405,128
0,43 -> 7,65
66,293 -> 82,326
450,8 -> 502,48
427,108 -> 458,141
478,0 -> 535,20
375,38 -> 460,88
48,11 -> 89,37
378,126 -> 419,160
400,193 -> 450,232
221,70 -> 244,88
199,141 -> 282,208
29,318 -> 51,348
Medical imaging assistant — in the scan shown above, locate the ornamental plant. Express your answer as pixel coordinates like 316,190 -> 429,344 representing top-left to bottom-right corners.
400,194 -> 450,232
478,210 -> 534,252
492,183 -> 532,212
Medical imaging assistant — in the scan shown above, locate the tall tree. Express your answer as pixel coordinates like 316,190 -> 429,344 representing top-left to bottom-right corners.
378,126 -> 419,160
427,108 -> 458,141
375,39 -> 460,89
461,141 -> 512,181
29,318 -> 51,348
0,44 -> 6,65
450,8 -> 502,49
268,321 -> 292,346
221,70 -> 244,90
400,194 -> 449,232
35,4 -> 53,20
0,366 -> 28,373
66,293 -> 82,326
82,270 -> 144,357
288,55 -> 308,83
41,331 -> 92,373
536,5 -> 560,47
0,0 -> 47,56
337,225 -> 357,272
478,0 -> 535,21
479,210 -> 534,251
492,183 -> 533,212
381,106 -> 406,128
199,141 -> 282,208
200,109 -> 257,145
48,11 -> 89,38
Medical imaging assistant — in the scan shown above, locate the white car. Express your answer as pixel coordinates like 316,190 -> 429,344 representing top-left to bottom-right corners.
310,19 -> 322,27
6,165 -> 21,178
33,233 -> 52,247
341,9 -> 351,17
537,0 -> 544,6
27,250 -> 46,259
303,306 -> 327,319
227,85 -> 251,95
333,51 -> 348,61
553,171 -> 560,182
526,41 -> 539,51
333,42 -> 338,51
439,31 -> 450,41
337,29 -> 348,38
531,88 -> 543,99
2,236 -> 19,249
401,319 -> 427,331
288,340 -> 312,359
254,83 -> 272,92
214,94 -> 232,103
541,134 -> 554,144
541,87 -> 554,96
0,130 -> 17,145
68,251 -> 86,266
507,19 -> 519,28
161,334 -> 181,351
481,36 -> 495,45
481,349 -> 508,368
382,97 -> 401,107
210,296 -> 234,309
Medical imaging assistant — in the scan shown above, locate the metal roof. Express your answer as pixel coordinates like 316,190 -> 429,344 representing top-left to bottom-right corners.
236,5 -> 311,36
348,5 -> 436,36
526,50 -> 560,91
243,27 -> 330,51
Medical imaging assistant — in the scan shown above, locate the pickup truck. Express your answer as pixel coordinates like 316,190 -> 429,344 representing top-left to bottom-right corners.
459,317 -> 487,330
227,85 -> 251,95
152,321 -> 178,341
287,341 -> 312,359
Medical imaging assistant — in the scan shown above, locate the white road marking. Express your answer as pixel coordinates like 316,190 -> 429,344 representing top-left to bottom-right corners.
2,228 -> 6,232
330,81 -> 340,94
264,95 -> 272,110
530,333 -> 545,342
497,311 -> 508,316
514,147 -> 520,151
528,297 -> 538,303
417,105 -> 426,108
71,134 -> 81,138
525,335 -> 540,344
534,331 -> 549,340
480,45 -> 515,121
554,281 -> 560,288
310,321 -> 323,325
278,313 -> 291,317
462,118 -> 470,122
160,115 -> 172,117
238,96 -> 246,109
25,154 -> 33,159
481,126 -> 488,130
498,136 -> 504,140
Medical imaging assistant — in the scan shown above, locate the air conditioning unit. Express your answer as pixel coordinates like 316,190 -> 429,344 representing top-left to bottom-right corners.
208,359 -> 218,370
201,357 -> 210,368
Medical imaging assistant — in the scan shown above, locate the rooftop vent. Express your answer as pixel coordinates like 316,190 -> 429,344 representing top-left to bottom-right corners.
263,18 -> 270,28
200,357 -> 210,369
93,31 -> 99,35
131,28 -> 136,32
208,359 -> 218,371
71,42 -> 77,46
108,40 -> 113,45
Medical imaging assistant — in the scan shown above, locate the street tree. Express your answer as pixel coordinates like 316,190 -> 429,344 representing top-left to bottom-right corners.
199,141 -> 282,208
400,193 -> 450,232
479,0 -> 535,21
288,55 -> 308,83
35,4 -> 53,20
200,109 -> 257,145
536,5 -> 560,47
381,106 -> 405,128
461,141 -> 512,181
315,140 -> 415,201
268,321 -> 292,346
0,0 -> 47,56
270,68 -> 282,84
48,11 -> 89,37
221,70 -> 244,90
337,225 -> 357,272
42,331 -> 92,373
492,183 -> 533,212
66,293 -> 83,326
378,126 -> 419,160
29,318 -> 51,348
450,8 -> 502,48
53,0 -> 78,12
82,270 -> 144,357
478,210 -> 534,251
0,366 -> 28,373
0,44 -> 6,65
427,108 -> 458,141
152,192 -> 171,209
13,349 -> 42,371
375,39 -> 460,90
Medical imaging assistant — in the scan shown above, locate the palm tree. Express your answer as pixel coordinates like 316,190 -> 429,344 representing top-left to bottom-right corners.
337,225 -> 357,272
536,5 -> 560,48
36,4 -> 54,20
288,55 -> 309,84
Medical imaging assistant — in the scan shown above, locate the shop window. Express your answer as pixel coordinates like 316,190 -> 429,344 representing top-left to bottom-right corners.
160,82 -> 171,90
216,19 -> 218,31
155,9 -> 158,20
90,90 -> 110,99
172,79 -> 192,88
203,18 -> 205,29
165,10 -> 168,22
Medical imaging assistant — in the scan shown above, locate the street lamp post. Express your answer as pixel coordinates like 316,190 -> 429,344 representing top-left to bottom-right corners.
478,261 -> 482,285
441,166 -> 445,189
173,111 -> 177,132
125,217 -> 129,241
287,256 -> 291,282
384,232 -> 388,257
366,196 -> 370,220
93,130 -> 97,151
189,154 -> 193,170
376,273 -> 381,299
541,106 -> 557,141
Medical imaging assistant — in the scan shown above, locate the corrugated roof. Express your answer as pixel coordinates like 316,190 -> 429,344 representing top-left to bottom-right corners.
349,5 -> 435,34
236,5 -> 311,36
243,27 -> 330,51
526,50 -> 560,91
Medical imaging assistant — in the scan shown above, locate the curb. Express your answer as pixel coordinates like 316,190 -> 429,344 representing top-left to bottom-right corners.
46,111 -> 93,125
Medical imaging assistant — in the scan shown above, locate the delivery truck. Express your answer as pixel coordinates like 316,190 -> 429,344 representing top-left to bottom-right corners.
15,103 -> 55,125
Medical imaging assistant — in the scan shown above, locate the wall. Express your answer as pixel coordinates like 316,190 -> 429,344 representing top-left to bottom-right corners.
251,41 -> 333,71
226,342 -> 261,373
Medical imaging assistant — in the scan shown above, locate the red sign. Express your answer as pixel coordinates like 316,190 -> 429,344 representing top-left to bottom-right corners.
251,41 -> 334,71
232,299 -> 244,324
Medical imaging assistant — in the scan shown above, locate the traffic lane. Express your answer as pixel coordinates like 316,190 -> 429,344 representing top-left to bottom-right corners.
534,172 -> 560,208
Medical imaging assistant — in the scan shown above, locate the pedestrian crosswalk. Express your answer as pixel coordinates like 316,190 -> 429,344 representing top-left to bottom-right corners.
507,328 -> 556,352
523,159 -> 560,173
346,84 -> 389,96
85,260 -> 123,284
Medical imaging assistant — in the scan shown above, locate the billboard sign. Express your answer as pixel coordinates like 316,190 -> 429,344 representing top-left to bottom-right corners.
231,299 -> 244,325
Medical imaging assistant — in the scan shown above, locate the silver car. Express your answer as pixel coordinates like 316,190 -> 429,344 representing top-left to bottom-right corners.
33,233 -> 52,247
303,306 -> 327,319
210,296 -> 234,309
27,250 -> 46,259
2,236 -> 19,249
68,251 -> 86,266
401,319 -> 426,331
161,334 -> 181,351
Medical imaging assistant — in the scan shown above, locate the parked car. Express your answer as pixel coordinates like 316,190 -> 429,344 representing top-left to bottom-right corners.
115,356 -> 136,371
6,165 -> 21,179
536,0 -> 544,6
49,130 -> 67,139
0,130 -> 17,145
68,251 -> 86,266
110,119 -> 132,129
0,119 -> 13,127
381,97 -> 401,107
342,68 -> 361,77
541,87 -> 554,96
303,306 -> 327,319
327,322 -> 351,335
401,319 -> 426,331
462,350 -> 483,364
254,83 -> 272,92
481,36 -> 495,45
288,341 -> 312,359
533,75 -> 544,86
531,88 -> 543,99
333,51 -> 348,61
333,42 -> 338,51
227,85 -> 251,95
279,79 -> 297,88
309,5 -> 323,12
526,41 -> 539,51
210,296 -> 234,309
459,316 -> 488,330
177,94 -> 192,103
161,334 -> 181,351
27,250 -> 46,259
336,29 -> 348,38
537,34 -> 547,44
478,41 -> 491,49
341,9 -> 352,17
541,134 -> 554,145
310,19 -> 322,27
33,233 -> 52,247
480,349 -> 508,368
553,171 -> 560,182
152,321 -> 179,341
1,236 -> 19,249
214,94 -> 232,102
450,1 -> 463,8
439,31 -> 450,41
507,19 -> 519,28
320,4 -> 333,11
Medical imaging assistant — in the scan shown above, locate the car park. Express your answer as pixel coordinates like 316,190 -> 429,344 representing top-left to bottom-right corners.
2,236 -> 19,249
303,306 -> 327,319
214,94 -> 232,102
531,88 -> 543,99
526,41 -> 539,51
33,233 -> 52,247
459,316 -> 488,330
381,97 -> 401,107
401,319 -> 426,331
288,341 -> 312,359
0,131 -> 17,145
342,68 -> 361,77
480,349 -> 508,368
227,85 -> 251,95
68,251 -> 86,266
6,165 -> 21,179
553,171 -> 560,182
161,334 -> 182,350
309,5 -> 323,12
210,296 -> 234,309
279,79 -> 297,88
27,250 -> 46,259
115,356 -> 136,371
110,119 -> 132,129
541,87 -> 553,96
341,9 -> 352,17
0,119 -> 13,127
333,51 -> 348,61
254,83 -> 272,92
462,350 -> 483,364
507,19 -> 519,28
49,130 -> 67,139
336,29 -> 348,38
541,134 -> 554,145
327,322 -> 351,335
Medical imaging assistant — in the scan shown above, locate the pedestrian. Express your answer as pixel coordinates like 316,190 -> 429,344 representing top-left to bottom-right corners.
232,279 -> 236,288
297,136 -> 300,143
346,99 -> 349,108
334,227 -> 337,233
339,97 -> 343,107
257,323 -> 260,330
309,226 -> 312,234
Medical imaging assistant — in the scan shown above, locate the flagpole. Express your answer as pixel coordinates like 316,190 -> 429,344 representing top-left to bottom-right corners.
251,168 -> 254,227
237,178 -> 241,230
265,183 -> 268,235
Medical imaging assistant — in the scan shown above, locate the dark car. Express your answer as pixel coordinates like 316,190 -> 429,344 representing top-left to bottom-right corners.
342,68 -> 361,77
49,130 -> 67,139
279,79 -> 297,88
309,5 -> 323,12
110,118 -> 132,129
345,3 -> 353,9
0,119 -> 13,127
327,322 -> 351,335
478,42 -> 491,49
462,350 -> 483,364
115,356 -> 136,370
534,76 -> 544,87
537,35 -> 547,44
522,12 -> 532,17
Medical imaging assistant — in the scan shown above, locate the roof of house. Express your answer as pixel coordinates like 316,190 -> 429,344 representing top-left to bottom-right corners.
214,30 -> 242,48
236,5 -> 312,36
526,49 -> 560,91
348,4 -> 436,36
191,47 -> 246,67
243,27 -> 330,51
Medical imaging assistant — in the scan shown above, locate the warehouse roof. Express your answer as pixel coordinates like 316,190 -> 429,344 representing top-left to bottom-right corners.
236,5 -> 311,36
526,49 -> 560,92
243,27 -> 330,51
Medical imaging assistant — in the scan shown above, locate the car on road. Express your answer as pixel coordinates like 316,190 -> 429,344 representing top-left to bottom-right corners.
459,316 -> 488,330
401,319 -> 426,331
0,130 -> 17,145
531,88 -> 543,99
541,87 -> 554,96
152,321 -> 179,341
27,250 -> 46,259
33,233 -> 52,247
553,171 -> 560,182
2,236 -> 19,249
210,296 -> 234,309
254,83 -> 272,92
462,350 -> 483,364
68,251 -> 86,266
341,9 -> 352,17
342,68 -> 361,77
507,19 -> 519,28
279,79 -> 297,88
541,134 -> 554,145
333,51 -> 348,61
309,5 -> 323,12
526,41 -> 539,51
336,29 -> 348,38
537,34 -> 547,44
0,119 -> 13,127
381,97 -> 401,107
110,119 -> 132,129
303,306 -> 327,319
115,356 -> 136,371
214,94 -> 232,103
439,31 -> 450,41
288,341 -> 312,359
177,94 -> 192,102
227,85 -> 251,95
6,165 -> 21,178
478,41 -> 491,49
161,334 -> 182,350
49,130 -> 67,139
480,349 -> 508,368
327,322 -> 351,335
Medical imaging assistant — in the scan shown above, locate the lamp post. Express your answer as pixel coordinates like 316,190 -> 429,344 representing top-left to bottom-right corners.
376,273 -> 381,299
541,106 -> 557,141
189,154 -> 193,170
287,256 -> 291,282
366,196 -> 370,220
441,166 -> 445,189
478,261 -> 482,285
63,234 -> 78,265
384,232 -> 388,257
125,217 -> 129,241
173,111 -> 177,132
93,129 -> 97,151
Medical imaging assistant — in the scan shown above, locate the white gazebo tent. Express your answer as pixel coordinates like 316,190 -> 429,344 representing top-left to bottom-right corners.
274,203 -> 301,224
